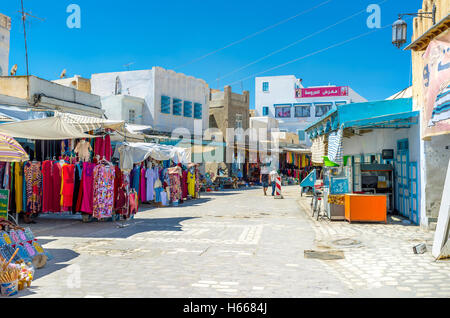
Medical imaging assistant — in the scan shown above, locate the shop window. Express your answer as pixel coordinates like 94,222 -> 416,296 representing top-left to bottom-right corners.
315,103 -> 332,117
194,103 -> 202,119
184,101 -> 193,117
161,96 -> 171,114
173,98 -> 182,116
294,104 -> 311,117
275,105 -> 291,118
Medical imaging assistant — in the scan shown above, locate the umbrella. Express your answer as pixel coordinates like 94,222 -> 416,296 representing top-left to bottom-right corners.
0,133 -> 29,162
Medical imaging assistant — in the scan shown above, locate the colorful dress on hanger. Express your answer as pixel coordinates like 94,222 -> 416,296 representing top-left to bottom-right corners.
168,166 -> 182,202
14,162 -> 23,213
42,160 -> 53,213
140,165 -> 146,202
92,164 -> 115,219
80,162 -> 96,214
181,169 -> 188,200
145,168 -> 156,201
187,170 -> 195,198
62,164 -> 75,210
24,162 -> 42,215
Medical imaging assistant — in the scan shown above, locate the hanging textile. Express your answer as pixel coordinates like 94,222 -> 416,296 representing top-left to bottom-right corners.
181,169 -> 188,200
168,166 -> 182,202
145,167 -> 156,201
187,169 -> 195,198
42,160 -> 53,213
74,140 -> 92,162
140,164 -> 146,202
24,162 -> 42,215
327,127 -> 344,166
14,162 -> 23,213
92,163 -> 116,219
311,135 -> 327,164
61,164 -> 75,210
72,163 -> 83,213
80,162 -> 96,214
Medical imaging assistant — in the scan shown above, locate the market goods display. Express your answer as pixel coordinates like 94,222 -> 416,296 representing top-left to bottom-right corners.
328,194 -> 345,206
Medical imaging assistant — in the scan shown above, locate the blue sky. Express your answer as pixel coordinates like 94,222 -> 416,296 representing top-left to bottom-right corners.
3,0 -> 420,108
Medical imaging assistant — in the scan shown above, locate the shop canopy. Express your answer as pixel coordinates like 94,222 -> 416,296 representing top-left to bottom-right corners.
56,112 -> 125,133
0,133 -> 29,162
0,115 -> 93,140
113,142 -> 191,168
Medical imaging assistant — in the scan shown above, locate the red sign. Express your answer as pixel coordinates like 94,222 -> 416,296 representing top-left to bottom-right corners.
297,86 -> 349,98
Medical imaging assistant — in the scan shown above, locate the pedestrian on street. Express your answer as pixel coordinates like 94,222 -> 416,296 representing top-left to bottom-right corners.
269,169 -> 279,196
260,170 -> 269,196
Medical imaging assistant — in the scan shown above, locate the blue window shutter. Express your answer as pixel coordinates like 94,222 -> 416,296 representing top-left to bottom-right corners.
194,103 -> 202,119
263,107 -> 269,116
173,98 -> 182,116
184,101 -> 193,117
263,82 -> 269,92
161,96 -> 171,114
298,130 -> 306,141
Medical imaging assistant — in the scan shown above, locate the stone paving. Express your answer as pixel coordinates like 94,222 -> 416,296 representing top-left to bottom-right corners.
12,186 -> 449,298
297,196 -> 450,298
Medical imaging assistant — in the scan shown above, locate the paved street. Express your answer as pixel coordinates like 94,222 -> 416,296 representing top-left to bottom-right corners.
17,186 -> 450,298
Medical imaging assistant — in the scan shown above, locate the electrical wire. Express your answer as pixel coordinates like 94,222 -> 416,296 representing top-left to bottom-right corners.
226,23 -> 393,87
174,0 -> 334,70
218,0 -> 390,81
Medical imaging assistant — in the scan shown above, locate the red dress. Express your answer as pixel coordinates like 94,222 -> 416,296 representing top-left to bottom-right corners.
62,164 -> 75,210
51,162 -> 62,212
42,161 -> 53,212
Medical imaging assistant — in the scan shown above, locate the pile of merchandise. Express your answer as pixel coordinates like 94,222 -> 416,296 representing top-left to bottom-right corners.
328,194 -> 345,206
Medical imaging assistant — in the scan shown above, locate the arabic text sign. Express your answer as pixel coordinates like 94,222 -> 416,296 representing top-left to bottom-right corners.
0,190 -> 8,221
422,30 -> 450,139
299,86 -> 349,98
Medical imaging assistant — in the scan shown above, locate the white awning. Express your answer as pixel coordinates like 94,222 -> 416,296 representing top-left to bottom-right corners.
56,112 -> 125,132
0,116 -> 94,140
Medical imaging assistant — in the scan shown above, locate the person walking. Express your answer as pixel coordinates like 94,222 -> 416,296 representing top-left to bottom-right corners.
269,169 -> 279,196
260,170 -> 269,196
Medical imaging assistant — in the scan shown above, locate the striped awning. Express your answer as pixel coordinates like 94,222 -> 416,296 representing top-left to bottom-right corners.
0,133 -> 29,162
56,112 -> 125,133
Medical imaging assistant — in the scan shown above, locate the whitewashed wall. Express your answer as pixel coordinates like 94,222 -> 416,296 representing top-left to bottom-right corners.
0,15 -> 10,77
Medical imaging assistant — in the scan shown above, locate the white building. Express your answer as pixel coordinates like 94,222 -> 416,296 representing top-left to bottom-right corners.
91,67 -> 209,135
101,95 -> 145,125
0,13 -> 11,77
255,75 -> 367,146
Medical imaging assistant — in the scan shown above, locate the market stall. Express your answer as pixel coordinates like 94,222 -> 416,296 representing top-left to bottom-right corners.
114,142 -> 201,208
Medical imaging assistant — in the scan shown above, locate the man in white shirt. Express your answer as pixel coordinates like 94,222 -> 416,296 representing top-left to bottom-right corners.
269,170 -> 279,196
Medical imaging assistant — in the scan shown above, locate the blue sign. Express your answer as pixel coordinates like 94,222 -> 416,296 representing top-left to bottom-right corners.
330,178 -> 349,194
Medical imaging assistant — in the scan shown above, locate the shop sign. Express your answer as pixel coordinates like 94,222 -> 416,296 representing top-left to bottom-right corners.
0,190 -> 9,221
330,178 -> 349,194
422,30 -> 450,138
296,86 -> 349,99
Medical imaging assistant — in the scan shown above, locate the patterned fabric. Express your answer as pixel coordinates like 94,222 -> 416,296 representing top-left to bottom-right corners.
24,162 -> 42,215
92,164 -> 115,219
327,127 -> 343,166
168,167 -> 182,202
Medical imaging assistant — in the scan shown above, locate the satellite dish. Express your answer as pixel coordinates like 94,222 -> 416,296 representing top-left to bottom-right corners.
10,64 -> 18,76
60,69 -> 67,79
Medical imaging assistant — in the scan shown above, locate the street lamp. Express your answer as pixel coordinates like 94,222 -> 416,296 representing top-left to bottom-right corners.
392,17 -> 408,48
392,4 -> 437,49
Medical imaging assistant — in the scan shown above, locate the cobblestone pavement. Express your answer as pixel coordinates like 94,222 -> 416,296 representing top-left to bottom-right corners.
15,186 -> 449,298
297,196 -> 450,298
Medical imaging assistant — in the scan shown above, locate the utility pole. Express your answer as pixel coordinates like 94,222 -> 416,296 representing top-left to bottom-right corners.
19,0 -> 44,77
18,0 -> 44,101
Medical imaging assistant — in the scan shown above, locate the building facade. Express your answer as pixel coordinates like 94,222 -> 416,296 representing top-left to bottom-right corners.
406,0 -> 449,229
52,75 -> 92,93
255,75 -> 367,146
0,75 -> 104,117
100,95 -> 146,125
91,67 -> 209,135
0,13 -> 11,77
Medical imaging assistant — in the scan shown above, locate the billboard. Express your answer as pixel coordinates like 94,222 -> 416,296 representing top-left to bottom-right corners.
422,30 -> 450,138
296,86 -> 349,99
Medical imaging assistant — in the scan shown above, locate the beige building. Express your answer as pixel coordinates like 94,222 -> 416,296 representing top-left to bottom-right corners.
52,75 -> 92,93
0,75 -> 104,117
406,0 -> 449,229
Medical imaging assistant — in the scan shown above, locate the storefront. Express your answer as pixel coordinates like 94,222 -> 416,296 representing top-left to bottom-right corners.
305,98 -> 421,224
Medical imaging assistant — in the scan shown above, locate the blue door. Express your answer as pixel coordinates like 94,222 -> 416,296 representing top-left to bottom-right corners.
409,162 -> 419,225
396,139 -> 410,219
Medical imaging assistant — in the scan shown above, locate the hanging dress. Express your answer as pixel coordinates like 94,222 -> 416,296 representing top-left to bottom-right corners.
24,162 -> 42,215
92,164 -> 115,219
62,164 -> 75,210
187,170 -> 195,198
14,162 -> 23,213
42,160 -> 53,213
80,162 -> 96,214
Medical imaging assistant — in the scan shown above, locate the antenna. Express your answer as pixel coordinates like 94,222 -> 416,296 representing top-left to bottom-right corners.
10,64 -> 18,76
124,62 -> 135,71
18,0 -> 45,78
